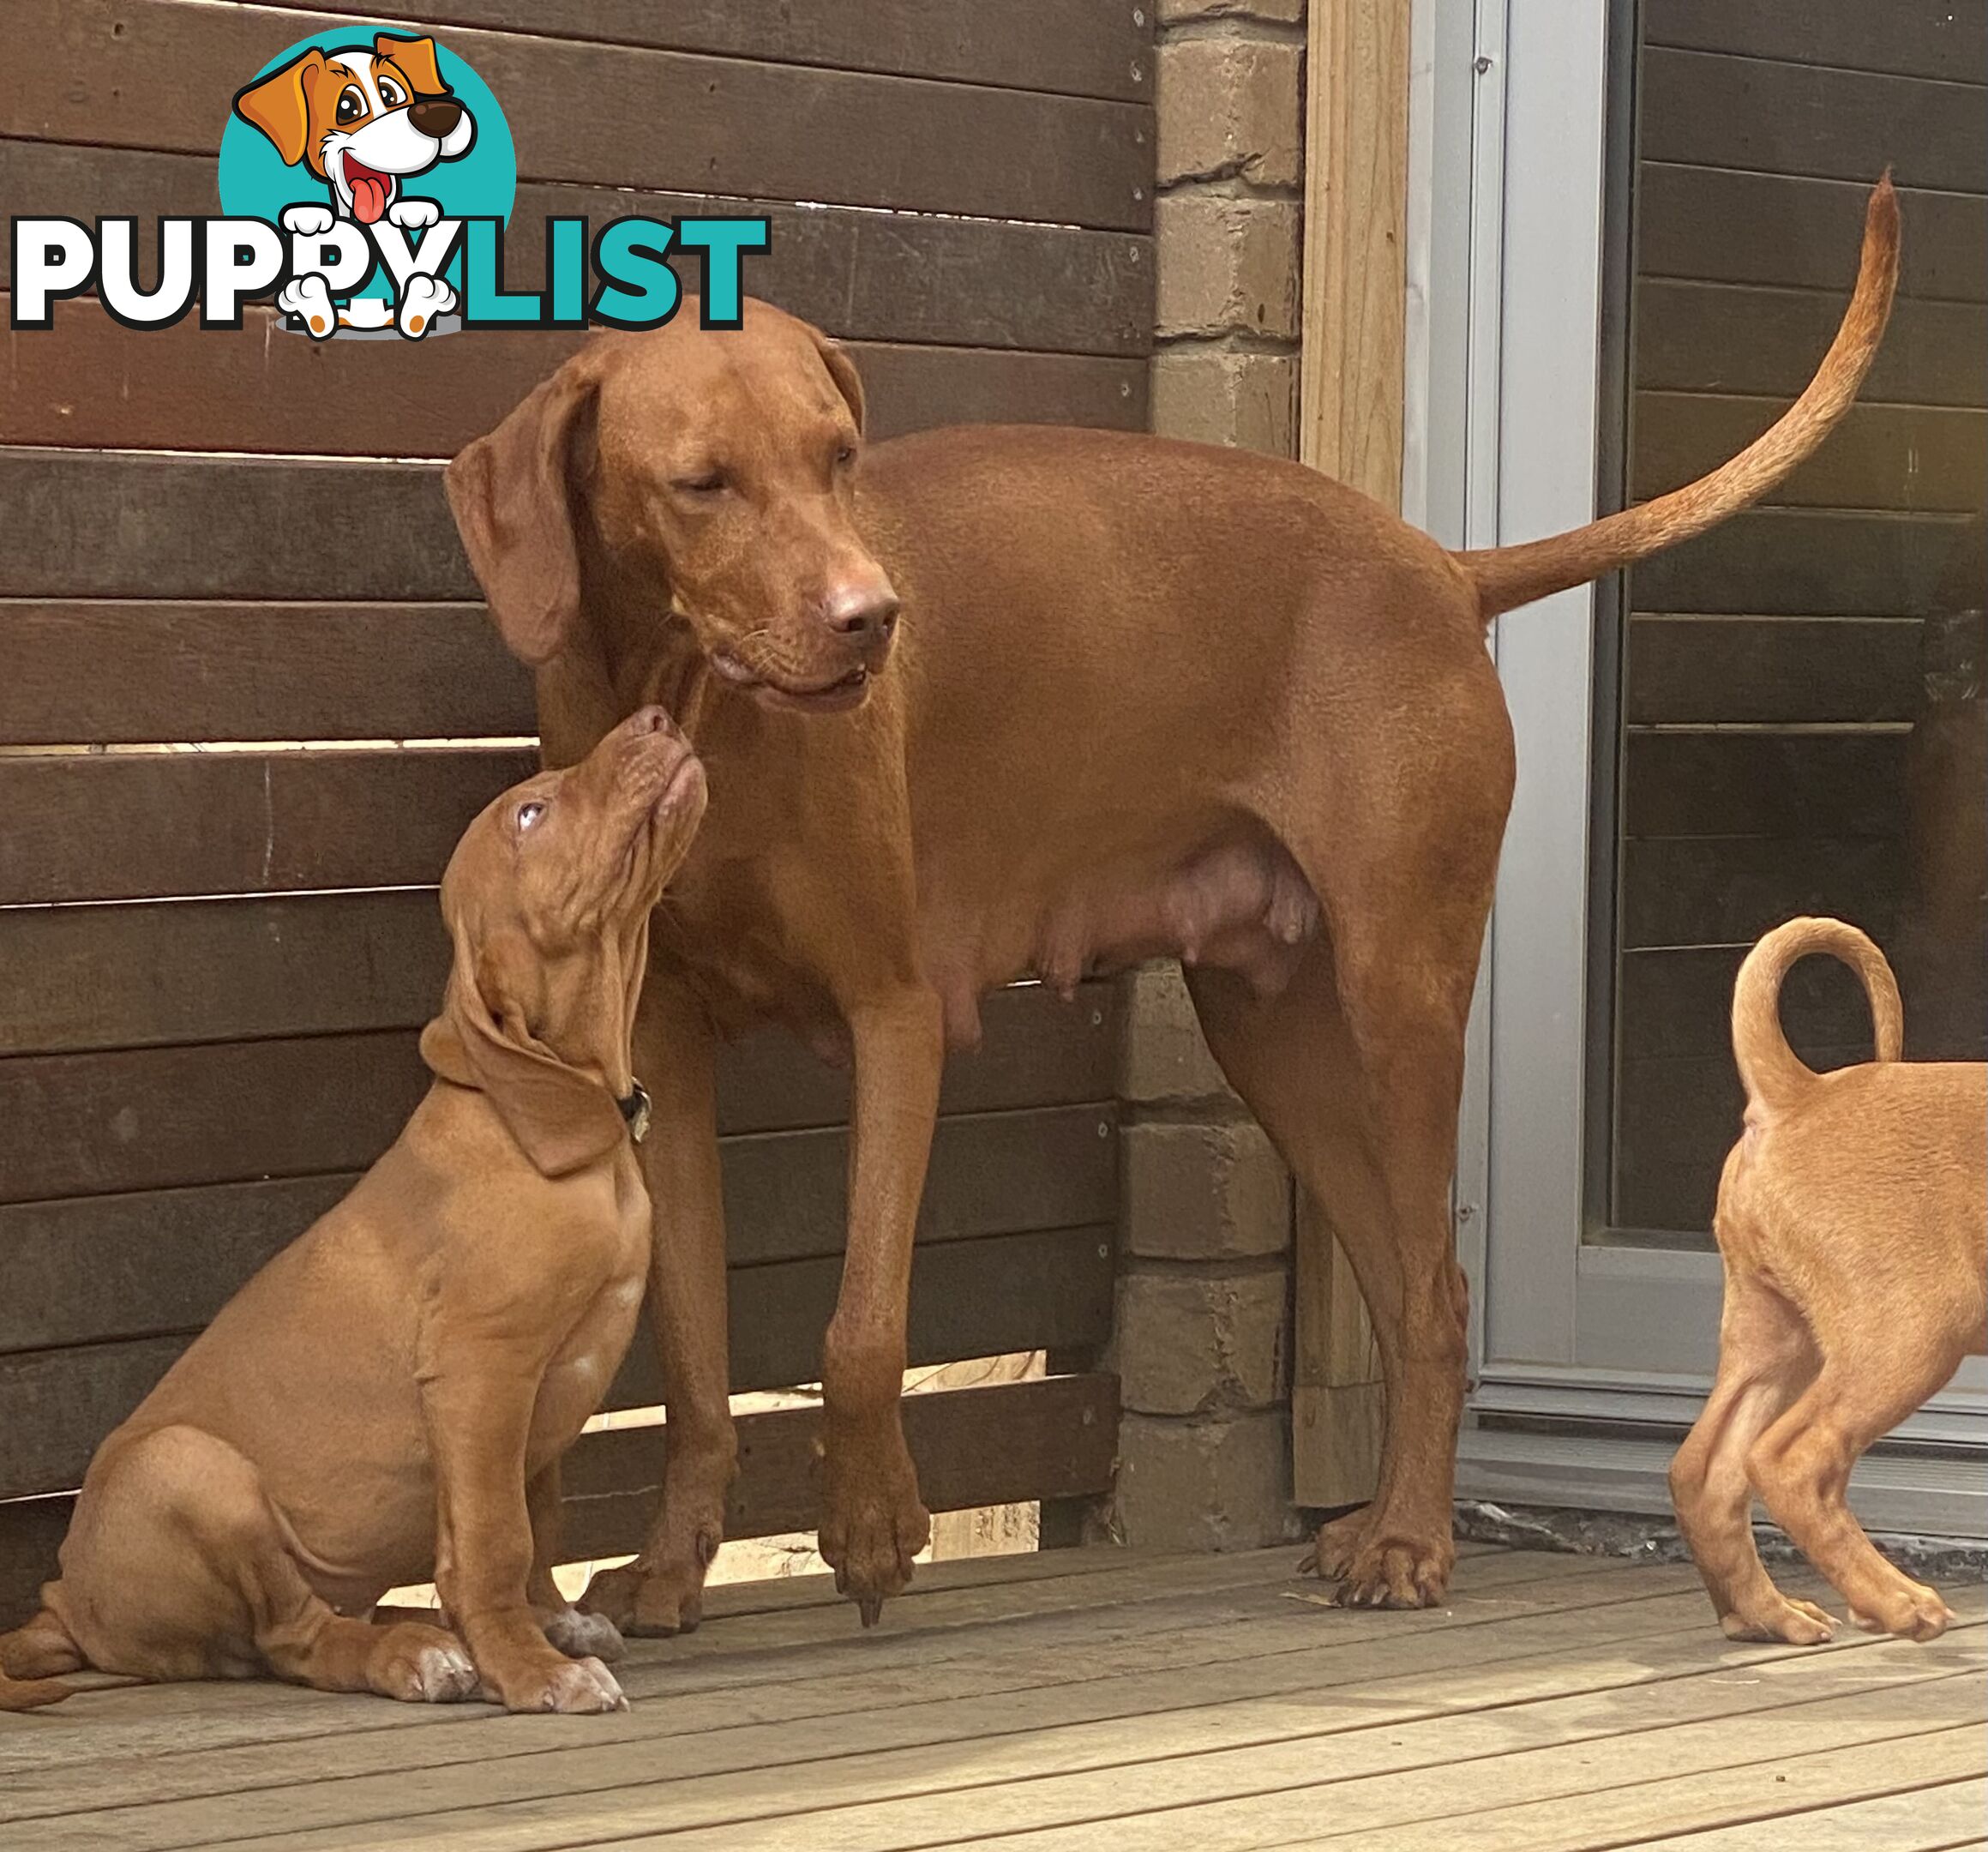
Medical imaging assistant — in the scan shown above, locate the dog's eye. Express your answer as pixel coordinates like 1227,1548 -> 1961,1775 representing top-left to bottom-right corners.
377,75 -> 407,107
671,472 -> 727,497
334,87 -> 366,125
516,801 -> 547,833
833,443 -> 856,469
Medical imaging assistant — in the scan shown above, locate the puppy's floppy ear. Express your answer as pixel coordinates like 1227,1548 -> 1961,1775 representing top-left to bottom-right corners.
813,331 -> 867,437
377,32 -> 448,96
233,49 -> 324,168
420,930 -> 627,1178
447,360 -> 598,667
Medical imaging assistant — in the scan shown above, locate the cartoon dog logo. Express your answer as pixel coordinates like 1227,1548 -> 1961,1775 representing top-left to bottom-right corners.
232,33 -> 476,337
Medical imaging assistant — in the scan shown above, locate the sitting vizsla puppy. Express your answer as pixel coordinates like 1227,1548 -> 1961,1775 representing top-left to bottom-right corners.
0,708 -> 705,1712
1670,917 -> 1986,1645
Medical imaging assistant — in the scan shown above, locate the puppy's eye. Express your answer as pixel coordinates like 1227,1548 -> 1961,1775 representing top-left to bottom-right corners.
671,472 -> 727,497
377,75 -> 407,107
516,801 -> 547,833
833,443 -> 856,469
334,87 -> 367,125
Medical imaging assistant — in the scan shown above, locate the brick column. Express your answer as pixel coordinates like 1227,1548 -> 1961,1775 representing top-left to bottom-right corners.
1100,1 -> 1308,1554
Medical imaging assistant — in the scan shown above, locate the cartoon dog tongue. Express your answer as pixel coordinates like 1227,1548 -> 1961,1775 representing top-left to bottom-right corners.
345,155 -> 392,225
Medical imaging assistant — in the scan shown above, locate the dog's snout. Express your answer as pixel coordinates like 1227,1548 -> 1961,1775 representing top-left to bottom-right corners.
626,705 -> 680,742
820,582 -> 901,648
409,96 -> 465,139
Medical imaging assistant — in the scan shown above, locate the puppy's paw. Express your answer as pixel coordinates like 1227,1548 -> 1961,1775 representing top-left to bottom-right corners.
580,1551 -> 710,1639
395,273 -> 453,339
387,196 -> 441,231
489,1654 -> 628,1715
280,203 -> 336,237
276,275 -> 338,340
1721,1596 -> 1835,1646
540,1604 -> 626,1665
368,1624 -> 479,1704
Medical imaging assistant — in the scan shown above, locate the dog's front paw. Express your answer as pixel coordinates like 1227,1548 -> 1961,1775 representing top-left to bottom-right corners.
1721,1595 -> 1835,1646
281,203 -> 336,237
1301,1504 -> 1455,1609
820,1432 -> 930,1627
387,196 -> 441,231
484,1653 -> 628,1714
366,1622 -> 479,1704
276,275 -> 339,340
539,1604 -> 626,1664
396,274 -> 454,339
580,1552 -> 709,1639
1850,1578 -> 1955,1643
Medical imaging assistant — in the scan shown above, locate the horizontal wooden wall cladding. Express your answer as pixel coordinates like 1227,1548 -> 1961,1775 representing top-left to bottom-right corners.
1637,166 -> 1986,302
1619,837 -> 1908,952
6,1 -> 1151,231
0,298 -> 1147,458
1633,284 -> 1988,407
1639,48 -> 1986,195
0,141 -> 1153,358
248,0 -> 1152,100
1625,617 -> 1925,727
1643,0 -> 1988,84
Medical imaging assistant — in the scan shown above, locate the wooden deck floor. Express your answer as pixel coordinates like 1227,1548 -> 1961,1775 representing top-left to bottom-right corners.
3,1542 -> 1982,1851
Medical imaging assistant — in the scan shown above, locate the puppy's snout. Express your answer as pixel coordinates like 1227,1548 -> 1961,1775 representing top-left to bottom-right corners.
820,581 -> 901,651
408,96 -> 465,139
628,705 -> 678,740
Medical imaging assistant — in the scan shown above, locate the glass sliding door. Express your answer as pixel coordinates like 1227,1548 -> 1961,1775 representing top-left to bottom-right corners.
1432,0 -> 1988,1532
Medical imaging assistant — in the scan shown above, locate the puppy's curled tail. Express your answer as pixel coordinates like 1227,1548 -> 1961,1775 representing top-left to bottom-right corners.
1454,175 -> 1899,621
1733,917 -> 1904,1119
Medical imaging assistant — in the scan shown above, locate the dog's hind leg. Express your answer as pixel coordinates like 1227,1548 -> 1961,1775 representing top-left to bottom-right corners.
0,1608 -> 78,1709
1746,1330 -> 1966,1641
1668,1267 -> 1829,1642
54,1425 -> 479,1700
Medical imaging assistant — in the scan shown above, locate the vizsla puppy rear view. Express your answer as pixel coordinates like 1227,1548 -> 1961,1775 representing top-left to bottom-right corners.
445,177 -> 1900,1631
0,710 -> 706,1712
1670,917 -> 1987,1645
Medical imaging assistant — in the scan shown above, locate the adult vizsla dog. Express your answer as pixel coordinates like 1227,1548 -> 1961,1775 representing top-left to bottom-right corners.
0,711 -> 705,1711
446,178 -> 1898,1630
1669,917 -> 1985,1646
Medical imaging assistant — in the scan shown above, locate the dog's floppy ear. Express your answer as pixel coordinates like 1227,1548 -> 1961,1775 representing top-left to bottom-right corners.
420,932 -> 627,1178
233,49 -> 324,168
814,331 -> 867,437
377,32 -> 448,96
447,362 -> 598,667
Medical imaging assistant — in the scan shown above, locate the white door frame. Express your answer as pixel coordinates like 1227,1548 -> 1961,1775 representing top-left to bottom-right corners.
1406,0 -> 1987,1535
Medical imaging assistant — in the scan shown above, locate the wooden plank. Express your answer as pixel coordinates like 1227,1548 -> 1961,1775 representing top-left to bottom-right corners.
0,1224 -> 1115,1498
1626,1781 -> 1988,1852
1639,48 -> 1987,196
0,747 -> 534,905
1629,508 -> 1978,616
1625,616 -> 1923,727
1294,0 -> 1408,1518
1634,282 -> 1988,408
0,142 -> 1154,356
0,1554 -> 1853,1780
1638,165 -> 1987,303
0,450 -> 470,602
153,1636 -> 1984,1849
1618,943 -> 1898,1061
255,0 -> 1153,102
1623,730 -> 1907,840
0,891 -> 447,1057
1633,394 -> 1987,514
1620,836 -> 1909,949
0,1102 -> 1114,1352
1643,0 -> 1988,84
0,303 -> 1148,457
559,1374 -> 1119,1558
0,601 -> 529,748
4,1 -> 1152,232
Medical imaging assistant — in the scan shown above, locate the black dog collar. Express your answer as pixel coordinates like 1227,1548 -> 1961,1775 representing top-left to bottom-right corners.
617,1080 -> 652,1145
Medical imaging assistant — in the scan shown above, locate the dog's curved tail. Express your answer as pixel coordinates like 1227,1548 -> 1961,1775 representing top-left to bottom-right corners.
1733,917 -> 1904,1119
1452,174 -> 1899,622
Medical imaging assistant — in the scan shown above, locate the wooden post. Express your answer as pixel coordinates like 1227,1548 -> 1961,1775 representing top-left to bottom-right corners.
1292,0 -> 1411,1510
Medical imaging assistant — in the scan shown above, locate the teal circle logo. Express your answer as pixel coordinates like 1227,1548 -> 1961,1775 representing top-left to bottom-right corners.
219,27 -> 514,328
